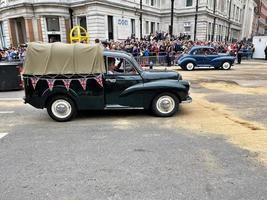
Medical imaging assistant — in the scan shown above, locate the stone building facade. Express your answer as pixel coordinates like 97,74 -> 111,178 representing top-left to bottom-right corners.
0,0 -> 258,48
252,0 -> 267,36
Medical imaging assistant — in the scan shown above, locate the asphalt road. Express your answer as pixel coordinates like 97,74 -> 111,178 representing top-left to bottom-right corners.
0,61 -> 267,200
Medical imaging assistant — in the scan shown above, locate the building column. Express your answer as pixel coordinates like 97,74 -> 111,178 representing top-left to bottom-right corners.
0,20 -> 10,48
59,17 -> 67,43
8,19 -> 17,47
37,17 -> 43,42
87,14 -> 106,43
65,18 -> 71,43
25,18 -> 35,42
40,17 -> 48,43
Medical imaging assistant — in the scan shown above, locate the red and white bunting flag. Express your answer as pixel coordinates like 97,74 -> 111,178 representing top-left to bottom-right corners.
47,79 -> 56,91
30,77 -> 39,90
63,79 -> 72,91
79,78 -> 87,91
95,75 -> 103,87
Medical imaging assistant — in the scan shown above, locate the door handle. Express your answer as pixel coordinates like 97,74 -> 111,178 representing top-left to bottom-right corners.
106,79 -> 116,83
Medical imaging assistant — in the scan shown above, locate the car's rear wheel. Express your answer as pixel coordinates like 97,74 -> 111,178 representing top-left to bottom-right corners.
221,62 -> 232,70
47,95 -> 77,122
152,93 -> 179,117
185,62 -> 195,71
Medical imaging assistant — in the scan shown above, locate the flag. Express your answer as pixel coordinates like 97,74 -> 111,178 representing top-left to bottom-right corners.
95,75 -> 103,87
79,78 -> 87,91
30,77 -> 39,90
63,79 -> 72,91
47,79 -> 56,91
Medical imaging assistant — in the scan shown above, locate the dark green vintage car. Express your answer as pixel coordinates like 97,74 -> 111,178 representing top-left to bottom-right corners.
23,43 -> 191,122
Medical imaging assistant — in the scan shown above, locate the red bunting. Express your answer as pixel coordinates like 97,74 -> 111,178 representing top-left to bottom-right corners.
79,78 -> 87,91
30,77 -> 39,90
34,76 -> 105,91
47,79 -> 56,91
95,75 -> 103,87
63,79 -> 72,91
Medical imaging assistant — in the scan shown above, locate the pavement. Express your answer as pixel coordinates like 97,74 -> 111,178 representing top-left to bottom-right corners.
0,60 -> 267,200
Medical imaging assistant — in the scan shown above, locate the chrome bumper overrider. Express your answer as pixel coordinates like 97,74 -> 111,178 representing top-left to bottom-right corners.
181,96 -> 192,104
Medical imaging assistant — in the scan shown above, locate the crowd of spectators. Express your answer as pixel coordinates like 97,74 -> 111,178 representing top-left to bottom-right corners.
101,32 -> 255,66
0,46 -> 26,62
0,32 -> 255,65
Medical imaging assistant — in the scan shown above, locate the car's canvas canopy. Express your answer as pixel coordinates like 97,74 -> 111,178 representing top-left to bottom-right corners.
23,42 -> 106,75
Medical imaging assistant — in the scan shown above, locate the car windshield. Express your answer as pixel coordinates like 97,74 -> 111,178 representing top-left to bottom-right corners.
129,54 -> 143,72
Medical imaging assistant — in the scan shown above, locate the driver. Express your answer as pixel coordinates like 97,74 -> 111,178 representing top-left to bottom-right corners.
108,57 -> 123,74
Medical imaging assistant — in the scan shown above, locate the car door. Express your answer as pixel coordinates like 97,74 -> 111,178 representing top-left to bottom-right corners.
203,48 -> 218,66
192,49 -> 205,66
104,57 -> 144,108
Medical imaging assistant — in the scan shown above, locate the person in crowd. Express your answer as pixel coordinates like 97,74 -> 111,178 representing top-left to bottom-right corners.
237,42 -> 243,64
251,44 -> 255,59
95,38 -> 100,44
264,45 -> 267,60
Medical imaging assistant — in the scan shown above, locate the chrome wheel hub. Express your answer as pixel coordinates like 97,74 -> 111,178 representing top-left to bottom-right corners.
186,63 -> 194,70
156,96 -> 175,114
222,62 -> 230,69
51,100 -> 72,119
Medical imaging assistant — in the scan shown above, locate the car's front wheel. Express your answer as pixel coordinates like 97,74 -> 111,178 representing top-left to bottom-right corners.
152,93 -> 179,117
47,95 -> 77,122
185,62 -> 195,71
221,62 -> 232,70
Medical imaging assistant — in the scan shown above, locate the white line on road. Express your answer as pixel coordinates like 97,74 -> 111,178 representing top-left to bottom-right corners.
0,98 -> 22,101
0,133 -> 9,139
0,111 -> 15,114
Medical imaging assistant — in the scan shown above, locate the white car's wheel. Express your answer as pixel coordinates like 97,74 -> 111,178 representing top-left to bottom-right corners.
221,62 -> 232,70
186,62 -> 195,71
152,93 -> 179,117
47,95 -> 76,122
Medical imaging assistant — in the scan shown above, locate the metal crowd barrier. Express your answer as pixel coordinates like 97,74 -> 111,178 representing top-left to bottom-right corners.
134,54 -> 183,67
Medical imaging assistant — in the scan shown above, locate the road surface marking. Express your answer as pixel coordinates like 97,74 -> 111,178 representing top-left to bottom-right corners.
0,98 -> 22,101
0,111 -> 15,114
0,133 -> 9,139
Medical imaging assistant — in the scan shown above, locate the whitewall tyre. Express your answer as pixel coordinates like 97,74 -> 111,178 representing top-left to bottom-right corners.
221,62 -> 232,70
186,62 -> 195,71
152,93 -> 179,117
47,95 -> 77,122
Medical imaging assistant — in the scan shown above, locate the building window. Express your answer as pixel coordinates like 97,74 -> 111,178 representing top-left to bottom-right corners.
184,22 -> 191,33
78,16 -> 87,30
151,0 -> 155,6
236,7 -> 239,21
186,0 -> 193,7
220,1 -> 225,13
0,21 -> 6,48
232,5 -> 236,20
208,22 -> 211,41
185,27 -> 191,32
131,19 -> 135,35
108,16 -> 114,40
157,23 -> 160,31
46,17 -> 60,32
151,22 -> 155,34
146,21 -> 149,34
239,9 -> 242,22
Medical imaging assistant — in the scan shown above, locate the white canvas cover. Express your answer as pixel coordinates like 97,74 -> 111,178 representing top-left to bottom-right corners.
23,42 -> 106,75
